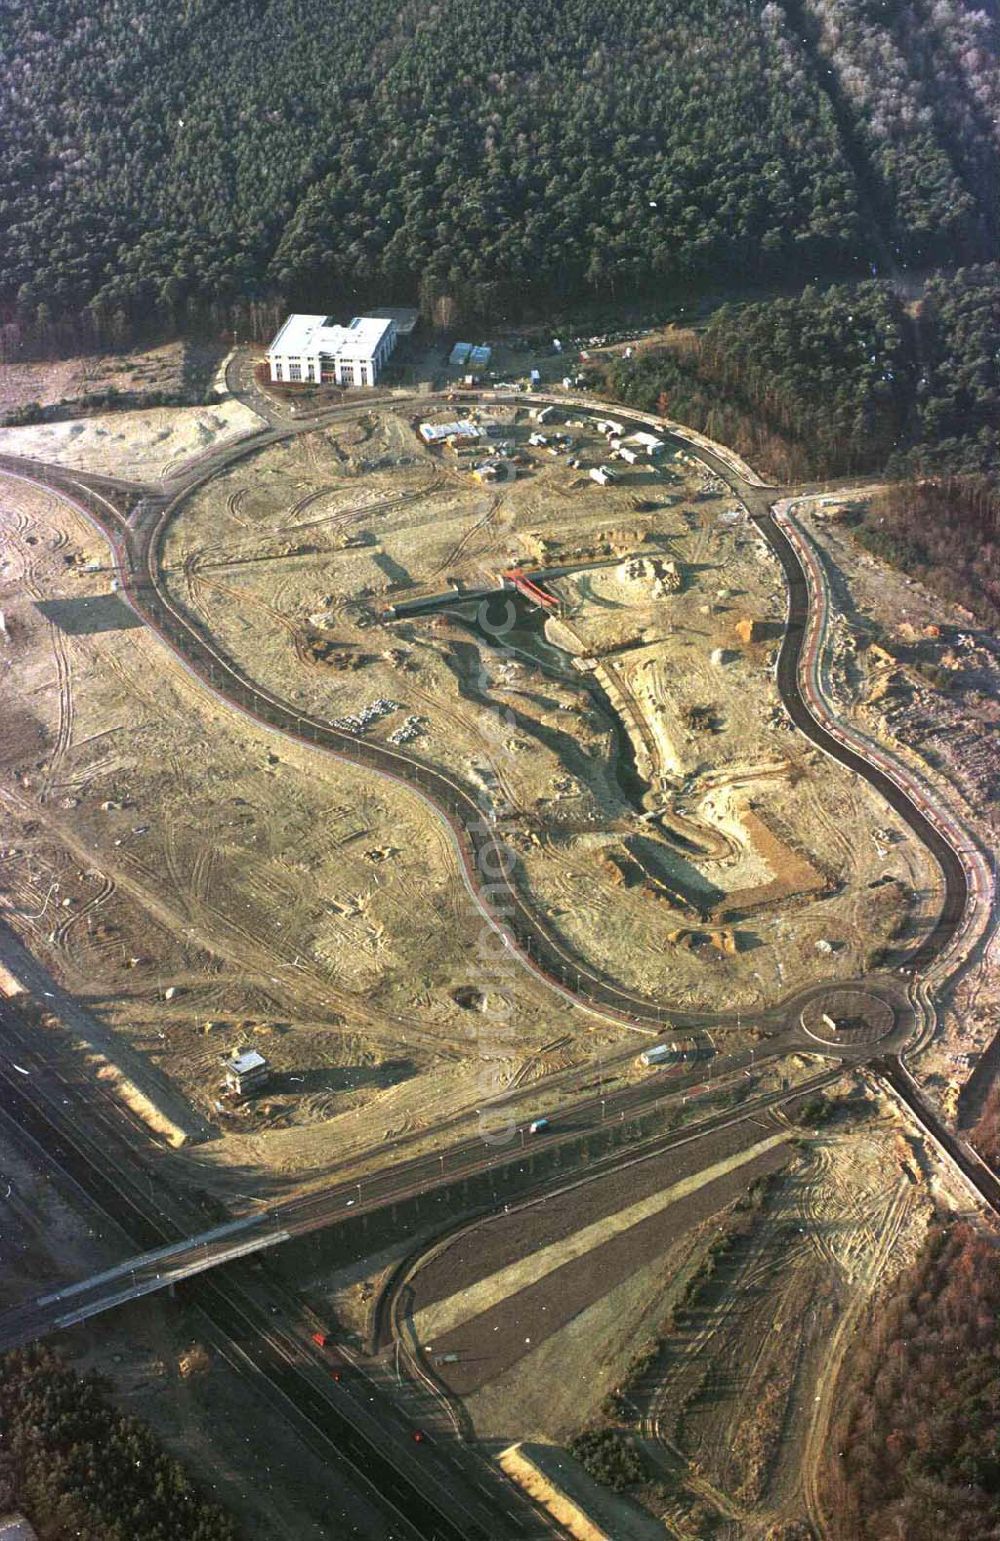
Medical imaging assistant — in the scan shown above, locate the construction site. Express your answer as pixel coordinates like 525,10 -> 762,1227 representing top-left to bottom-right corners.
0,357 -> 994,1541
0,399 -> 945,1168
160,402 -> 939,1019
780,494 -> 1000,1123
384,1076 -> 944,1539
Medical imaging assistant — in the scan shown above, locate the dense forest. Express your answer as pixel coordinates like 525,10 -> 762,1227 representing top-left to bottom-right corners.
1,0 -> 998,337
605,281 -> 914,478
0,1346 -> 239,1541
820,1223 -> 1000,1541
605,265 -> 1000,482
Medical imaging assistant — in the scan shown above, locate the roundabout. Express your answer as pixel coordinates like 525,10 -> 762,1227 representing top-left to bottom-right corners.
800,986 -> 896,1048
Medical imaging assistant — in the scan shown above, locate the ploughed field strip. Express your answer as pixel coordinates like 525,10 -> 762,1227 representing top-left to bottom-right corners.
404,1119 -> 794,1397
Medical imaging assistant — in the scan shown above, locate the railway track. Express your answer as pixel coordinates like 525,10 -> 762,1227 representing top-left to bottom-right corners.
0,390 -> 994,1541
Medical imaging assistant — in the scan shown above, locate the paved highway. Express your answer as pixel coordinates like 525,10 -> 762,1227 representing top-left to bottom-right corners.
0,1002 -> 547,1541
0,986 -> 850,1351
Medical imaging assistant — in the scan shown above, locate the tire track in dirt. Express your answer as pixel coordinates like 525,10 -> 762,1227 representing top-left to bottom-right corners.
3,514 -> 76,805
286,483 -> 341,524
40,623 -> 75,804
800,774 -> 857,873
429,495 -> 501,578
635,1157 -> 816,1466
182,550 -> 318,672
141,849 -> 463,1061
226,487 -> 252,528
793,1141 -> 845,1277
99,647 -> 165,719
51,871 -> 116,952
190,840 -> 215,906
281,480 -> 440,535
401,676 -> 527,818
800,1171 -> 916,1536
636,1186 -> 816,1531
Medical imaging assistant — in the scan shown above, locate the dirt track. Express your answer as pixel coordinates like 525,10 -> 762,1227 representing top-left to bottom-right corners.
160,407 -> 939,1016
0,468 -> 585,1183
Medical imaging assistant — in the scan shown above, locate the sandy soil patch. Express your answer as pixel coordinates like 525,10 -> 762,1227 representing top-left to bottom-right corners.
0,397 -> 264,479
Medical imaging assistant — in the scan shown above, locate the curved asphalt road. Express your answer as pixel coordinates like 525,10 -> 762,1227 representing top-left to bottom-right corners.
1,384 -> 976,1040
758,505 -> 968,970
596,412 -> 974,976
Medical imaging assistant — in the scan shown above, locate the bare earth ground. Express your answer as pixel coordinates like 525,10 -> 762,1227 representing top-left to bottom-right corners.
0,470 -> 599,1195
0,376 -> 992,1541
793,498 -> 1000,1120
161,406 -> 939,1013
0,397 -> 264,480
0,343 -> 191,416
0,406 -> 946,1192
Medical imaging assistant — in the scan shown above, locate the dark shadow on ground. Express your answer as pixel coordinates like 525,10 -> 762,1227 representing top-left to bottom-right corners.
36,595 -> 144,635
372,549 -> 412,587
269,1060 -> 417,1096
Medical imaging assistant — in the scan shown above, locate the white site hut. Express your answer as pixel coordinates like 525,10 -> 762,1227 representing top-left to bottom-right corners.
223,1048 -> 270,1098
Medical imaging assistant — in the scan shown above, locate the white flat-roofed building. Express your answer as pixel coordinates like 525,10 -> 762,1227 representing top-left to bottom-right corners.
267,313 -> 397,387
419,419 -> 481,443
627,430 -> 666,455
